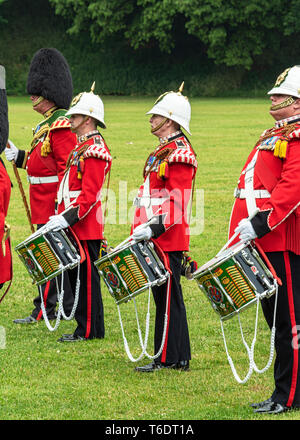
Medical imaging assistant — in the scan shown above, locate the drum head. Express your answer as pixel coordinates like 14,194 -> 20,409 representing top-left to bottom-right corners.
194,241 -> 246,275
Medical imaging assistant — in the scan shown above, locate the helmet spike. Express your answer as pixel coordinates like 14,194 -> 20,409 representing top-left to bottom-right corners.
90,81 -> 96,93
178,81 -> 184,93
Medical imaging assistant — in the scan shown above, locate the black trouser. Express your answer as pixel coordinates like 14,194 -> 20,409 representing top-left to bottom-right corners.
68,239 -> 104,340
31,224 -> 74,320
262,251 -> 300,408
32,274 -> 74,320
152,251 -> 191,364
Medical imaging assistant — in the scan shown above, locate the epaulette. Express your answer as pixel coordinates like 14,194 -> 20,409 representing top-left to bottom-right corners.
72,139 -> 111,180
157,138 -> 197,179
82,137 -> 112,163
50,116 -> 71,131
168,139 -> 198,167
40,116 -> 71,157
257,122 -> 300,159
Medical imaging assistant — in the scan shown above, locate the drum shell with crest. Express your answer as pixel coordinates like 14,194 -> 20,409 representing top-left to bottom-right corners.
192,242 -> 277,321
15,227 -> 81,285
94,239 -> 170,305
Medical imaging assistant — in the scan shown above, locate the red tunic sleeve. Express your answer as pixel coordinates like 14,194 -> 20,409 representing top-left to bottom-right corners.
257,139 -> 300,230
0,161 -> 12,284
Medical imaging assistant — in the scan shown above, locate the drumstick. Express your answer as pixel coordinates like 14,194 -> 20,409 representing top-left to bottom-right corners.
217,208 -> 259,256
7,143 -> 35,234
114,212 -> 162,251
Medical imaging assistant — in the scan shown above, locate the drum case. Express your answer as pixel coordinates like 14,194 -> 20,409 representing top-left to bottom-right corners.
15,229 -> 81,285
95,240 -> 169,305
193,242 -> 277,321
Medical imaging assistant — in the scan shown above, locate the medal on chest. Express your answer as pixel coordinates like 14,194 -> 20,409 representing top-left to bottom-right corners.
256,124 -> 299,159
145,154 -> 159,174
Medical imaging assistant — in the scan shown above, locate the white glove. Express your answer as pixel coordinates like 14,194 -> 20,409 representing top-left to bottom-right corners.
46,214 -> 69,232
5,139 -> 19,162
235,218 -> 257,242
132,224 -> 153,241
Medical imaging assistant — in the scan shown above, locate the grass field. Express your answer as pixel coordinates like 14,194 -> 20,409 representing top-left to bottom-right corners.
0,96 -> 297,422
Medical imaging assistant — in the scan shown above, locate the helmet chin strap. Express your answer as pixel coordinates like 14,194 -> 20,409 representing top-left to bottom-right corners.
270,96 -> 296,111
32,96 -> 45,107
151,117 -> 168,133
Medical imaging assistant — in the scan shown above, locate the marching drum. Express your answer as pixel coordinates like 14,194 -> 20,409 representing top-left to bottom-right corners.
94,239 -> 170,305
192,240 -> 280,384
15,226 -> 82,285
192,241 -> 277,321
95,237 -> 171,363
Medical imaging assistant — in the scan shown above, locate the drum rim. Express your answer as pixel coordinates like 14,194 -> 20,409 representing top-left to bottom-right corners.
192,241 -> 251,278
194,241 -> 278,320
15,228 -> 81,284
95,239 -> 170,304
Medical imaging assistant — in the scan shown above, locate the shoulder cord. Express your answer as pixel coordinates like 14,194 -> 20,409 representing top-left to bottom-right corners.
256,122 -> 298,146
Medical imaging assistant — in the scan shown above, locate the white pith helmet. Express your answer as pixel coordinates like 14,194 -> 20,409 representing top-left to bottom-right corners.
66,82 -> 106,128
146,82 -> 191,134
268,66 -> 300,98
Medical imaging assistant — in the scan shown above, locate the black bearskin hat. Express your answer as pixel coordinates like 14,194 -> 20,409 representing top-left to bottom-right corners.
0,65 -> 9,154
26,48 -> 73,109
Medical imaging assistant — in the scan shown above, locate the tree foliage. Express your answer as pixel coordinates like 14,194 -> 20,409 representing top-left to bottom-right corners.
0,0 -> 7,23
49,0 -> 299,69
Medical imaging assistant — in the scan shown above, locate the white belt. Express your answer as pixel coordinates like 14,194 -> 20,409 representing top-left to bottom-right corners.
133,196 -> 168,208
27,175 -> 59,185
68,191 -> 81,199
234,188 -> 271,199
57,170 -> 81,208
244,150 -> 259,216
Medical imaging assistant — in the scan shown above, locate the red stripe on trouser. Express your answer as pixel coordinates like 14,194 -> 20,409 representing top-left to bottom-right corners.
37,281 -> 50,320
161,253 -> 172,364
83,241 -> 92,339
284,251 -> 298,407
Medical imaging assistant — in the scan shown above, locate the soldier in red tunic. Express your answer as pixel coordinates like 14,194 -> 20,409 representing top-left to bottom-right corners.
133,84 -> 197,372
4,49 -> 76,324
0,66 -> 12,294
230,66 -> 300,414
46,85 -> 112,342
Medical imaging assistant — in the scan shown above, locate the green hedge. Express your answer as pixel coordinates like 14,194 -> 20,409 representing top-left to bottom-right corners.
0,0 -> 294,97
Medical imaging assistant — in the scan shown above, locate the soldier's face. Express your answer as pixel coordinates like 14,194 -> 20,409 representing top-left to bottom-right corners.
69,114 -> 86,134
30,95 -> 53,115
30,95 -> 44,112
269,94 -> 296,120
149,114 -> 166,136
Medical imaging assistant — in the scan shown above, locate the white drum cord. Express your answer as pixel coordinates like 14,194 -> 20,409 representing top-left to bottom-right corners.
117,277 -> 171,363
142,276 -> 171,361
221,310 -> 254,384
59,261 -> 81,321
39,272 -> 64,332
221,281 -> 278,384
39,261 -> 81,332
252,281 -> 278,374
117,287 -> 152,363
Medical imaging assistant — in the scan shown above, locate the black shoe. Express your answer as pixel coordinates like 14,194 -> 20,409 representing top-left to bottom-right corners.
250,397 -> 272,409
57,334 -> 85,342
166,360 -> 190,371
135,360 -> 189,372
254,401 -> 289,414
135,362 -> 165,372
13,316 -> 38,324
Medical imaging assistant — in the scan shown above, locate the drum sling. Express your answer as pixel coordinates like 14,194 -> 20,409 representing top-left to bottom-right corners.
116,240 -> 172,363
95,227 -> 171,362
193,238 -> 280,384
